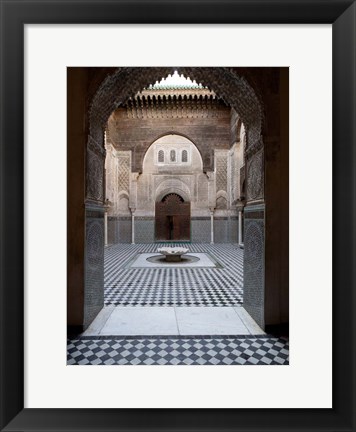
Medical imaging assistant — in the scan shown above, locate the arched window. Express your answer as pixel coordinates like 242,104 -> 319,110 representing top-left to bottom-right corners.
170,149 -> 176,162
158,149 -> 164,163
182,149 -> 188,163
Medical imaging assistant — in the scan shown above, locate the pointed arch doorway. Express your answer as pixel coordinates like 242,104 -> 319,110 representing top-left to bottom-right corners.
155,193 -> 190,241
67,66 -> 289,334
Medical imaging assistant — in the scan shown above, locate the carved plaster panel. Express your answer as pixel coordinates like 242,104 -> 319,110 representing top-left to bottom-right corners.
86,148 -> 104,202
215,152 -> 228,193
246,150 -> 264,201
117,153 -> 130,192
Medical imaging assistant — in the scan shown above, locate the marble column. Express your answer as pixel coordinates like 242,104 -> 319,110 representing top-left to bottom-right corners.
210,208 -> 215,244
130,208 -> 136,244
104,210 -> 108,246
238,210 -> 243,246
129,172 -> 139,245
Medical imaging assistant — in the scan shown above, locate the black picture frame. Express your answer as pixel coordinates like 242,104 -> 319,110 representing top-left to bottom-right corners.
1,0 -> 355,431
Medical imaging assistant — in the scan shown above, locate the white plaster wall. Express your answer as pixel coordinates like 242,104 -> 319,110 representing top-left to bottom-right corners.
136,134 -> 211,217
227,122 -> 245,208
105,145 -> 132,216
106,133 -> 243,220
105,143 -> 119,216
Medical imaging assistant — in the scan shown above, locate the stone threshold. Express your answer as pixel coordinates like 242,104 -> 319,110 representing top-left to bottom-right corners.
82,306 -> 265,337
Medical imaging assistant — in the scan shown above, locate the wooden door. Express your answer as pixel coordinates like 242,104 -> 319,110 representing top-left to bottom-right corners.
155,194 -> 190,241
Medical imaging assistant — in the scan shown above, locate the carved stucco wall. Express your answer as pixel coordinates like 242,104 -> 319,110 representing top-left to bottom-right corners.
229,144 -> 239,204
105,133 -> 242,243
105,143 -> 132,213
105,143 -> 117,211
196,173 -> 209,208
105,144 -> 131,244
86,136 -> 105,203
118,153 -> 130,196
247,149 -> 264,202
107,107 -> 230,174
134,135 -> 212,217
215,150 -> 228,195
108,135 -> 241,220
229,121 -> 246,205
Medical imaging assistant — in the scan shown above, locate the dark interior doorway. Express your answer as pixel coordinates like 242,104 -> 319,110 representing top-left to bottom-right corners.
155,193 -> 190,241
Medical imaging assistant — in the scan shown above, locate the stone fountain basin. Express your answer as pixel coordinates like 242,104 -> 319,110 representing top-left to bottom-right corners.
157,247 -> 189,262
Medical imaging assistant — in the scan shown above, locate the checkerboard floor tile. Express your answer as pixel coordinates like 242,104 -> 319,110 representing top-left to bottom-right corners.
105,243 -> 243,307
67,336 -> 289,365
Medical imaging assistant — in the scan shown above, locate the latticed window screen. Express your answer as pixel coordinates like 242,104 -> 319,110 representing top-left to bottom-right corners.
170,149 -> 176,162
158,149 -> 164,163
182,149 -> 188,162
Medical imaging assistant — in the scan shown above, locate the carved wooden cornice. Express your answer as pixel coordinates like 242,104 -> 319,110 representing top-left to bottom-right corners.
140,87 -> 215,97
123,91 -> 228,120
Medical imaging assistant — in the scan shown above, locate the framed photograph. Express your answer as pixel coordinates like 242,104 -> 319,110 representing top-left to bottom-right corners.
1,0 -> 355,431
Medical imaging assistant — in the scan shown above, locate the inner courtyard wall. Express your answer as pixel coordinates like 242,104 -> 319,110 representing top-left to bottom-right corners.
105,95 -> 244,244
107,103 -> 231,173
105,136 -> 243,244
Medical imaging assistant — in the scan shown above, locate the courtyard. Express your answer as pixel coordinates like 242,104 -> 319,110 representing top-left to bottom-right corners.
67,243 -> 289,365
67,67 -> 289,366
104,243 -> 243,307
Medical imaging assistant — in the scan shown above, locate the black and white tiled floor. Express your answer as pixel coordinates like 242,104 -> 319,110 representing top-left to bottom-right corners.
68,243 -> 290,365
67,336 -> 289,365
105,243 -> 243,307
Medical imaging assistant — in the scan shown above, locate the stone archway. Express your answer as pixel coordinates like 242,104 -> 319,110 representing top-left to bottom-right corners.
76,67 -> 287,331
88,67 -> 263,176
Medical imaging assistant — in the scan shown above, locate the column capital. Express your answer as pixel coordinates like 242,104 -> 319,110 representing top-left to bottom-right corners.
206,171 -> 215,181
104,198 -> 111,210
